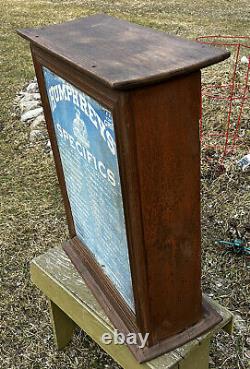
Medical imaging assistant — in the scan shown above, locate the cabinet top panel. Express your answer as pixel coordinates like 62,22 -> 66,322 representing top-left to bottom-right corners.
18,14 -> 229,89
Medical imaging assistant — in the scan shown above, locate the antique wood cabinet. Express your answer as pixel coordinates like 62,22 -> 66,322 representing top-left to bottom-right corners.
18,14 -> 229,362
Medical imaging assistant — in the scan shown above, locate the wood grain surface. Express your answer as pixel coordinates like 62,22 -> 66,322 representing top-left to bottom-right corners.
18,14 -> 230,89
129,71 -> 203,342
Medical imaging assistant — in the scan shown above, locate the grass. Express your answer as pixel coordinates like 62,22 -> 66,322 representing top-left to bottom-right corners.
0,1 -> 249,368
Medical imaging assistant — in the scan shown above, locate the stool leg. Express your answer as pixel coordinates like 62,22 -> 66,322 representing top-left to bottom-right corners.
178,338 -> 210,369
49,300 -> 76,349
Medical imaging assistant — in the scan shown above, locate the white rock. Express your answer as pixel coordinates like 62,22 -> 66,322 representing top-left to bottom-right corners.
21,107 -> 43,122
241,56 -> 249,64
29,129 -> 44,142
20,92 -> 35,102
32,92 -> 41,101
14,93 -> 25,103
30,114 -> 45,130
20,99 -> 40,113
46,140 -> 51,149
44,140 -> 52,155
26,82 -> 38,94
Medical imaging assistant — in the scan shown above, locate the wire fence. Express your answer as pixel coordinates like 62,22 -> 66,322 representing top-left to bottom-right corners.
196,36 -> 250,159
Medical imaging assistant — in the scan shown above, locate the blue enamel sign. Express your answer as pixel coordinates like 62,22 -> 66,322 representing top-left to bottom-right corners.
43,67 -> 134,310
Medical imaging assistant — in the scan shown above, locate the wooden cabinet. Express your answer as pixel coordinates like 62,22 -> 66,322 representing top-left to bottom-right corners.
18,14 -> 229,362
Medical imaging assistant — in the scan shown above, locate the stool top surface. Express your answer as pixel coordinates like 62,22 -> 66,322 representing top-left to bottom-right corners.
31,246 -> 233,369
18,14 -> 229,89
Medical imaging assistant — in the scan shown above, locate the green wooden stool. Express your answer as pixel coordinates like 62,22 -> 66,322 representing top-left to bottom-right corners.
31,247 -> 234,369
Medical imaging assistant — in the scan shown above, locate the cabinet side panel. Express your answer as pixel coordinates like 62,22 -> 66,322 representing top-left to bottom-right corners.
130,72 -> 202,342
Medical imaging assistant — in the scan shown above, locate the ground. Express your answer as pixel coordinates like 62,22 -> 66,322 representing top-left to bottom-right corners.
0,1 -> 249,368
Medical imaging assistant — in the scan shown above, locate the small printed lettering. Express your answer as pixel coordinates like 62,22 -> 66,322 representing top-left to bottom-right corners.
56,122 -> 116,187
